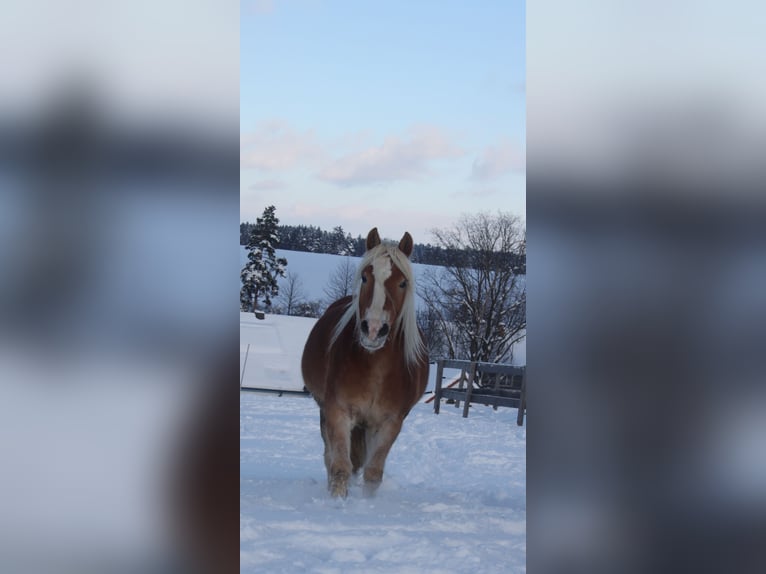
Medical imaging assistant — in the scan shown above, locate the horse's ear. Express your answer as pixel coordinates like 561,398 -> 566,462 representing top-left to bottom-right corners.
366,228 -> 381,251
398,232 -> 414,258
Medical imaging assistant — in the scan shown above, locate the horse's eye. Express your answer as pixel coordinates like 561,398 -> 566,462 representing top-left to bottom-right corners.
399,280 -> 407,289
361,275 -> 367,283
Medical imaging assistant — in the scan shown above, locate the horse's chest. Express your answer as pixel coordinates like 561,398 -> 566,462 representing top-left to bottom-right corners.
339,363 -> 398,417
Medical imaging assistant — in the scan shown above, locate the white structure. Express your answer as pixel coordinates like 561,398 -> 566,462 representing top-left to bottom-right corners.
240,312 -> 317,392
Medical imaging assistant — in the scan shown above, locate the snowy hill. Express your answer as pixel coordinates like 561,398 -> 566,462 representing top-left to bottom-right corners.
239,247 -> 526,366
239,247 -> 440,307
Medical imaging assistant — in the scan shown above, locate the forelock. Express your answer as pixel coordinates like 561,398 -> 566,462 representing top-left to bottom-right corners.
371,251 -> 392,282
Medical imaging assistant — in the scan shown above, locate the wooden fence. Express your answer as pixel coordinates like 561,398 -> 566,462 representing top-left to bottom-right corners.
432,359 -> 526,425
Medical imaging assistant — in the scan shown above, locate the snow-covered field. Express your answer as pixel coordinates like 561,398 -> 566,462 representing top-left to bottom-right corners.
240,247 -> 526,572
240,393 -> 526,573
238,247 -> 439,306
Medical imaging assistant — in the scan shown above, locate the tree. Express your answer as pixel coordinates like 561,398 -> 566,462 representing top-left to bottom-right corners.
276,271 -> 306,316
291,299 -> 323,318
416,306 -> 447,360
418,212 -> 526,364
240,205 -> 288,312
323,256 -> 356,304
328,226 -> 355,255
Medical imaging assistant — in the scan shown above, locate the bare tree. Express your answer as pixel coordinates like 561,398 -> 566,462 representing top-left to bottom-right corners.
323,257 -> 356,304
419,212 -> 526,364
277,271 -> 307,316
416,306 -> 447,359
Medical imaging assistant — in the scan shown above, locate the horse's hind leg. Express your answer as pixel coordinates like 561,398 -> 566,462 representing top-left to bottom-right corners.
319,409 -> 331,483
350,425 -> 367,475
363,417 -> 404,496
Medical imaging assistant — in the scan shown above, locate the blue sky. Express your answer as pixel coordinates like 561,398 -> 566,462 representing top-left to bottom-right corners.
241,0 -> 525,244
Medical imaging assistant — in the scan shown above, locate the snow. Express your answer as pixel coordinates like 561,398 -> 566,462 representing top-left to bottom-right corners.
241,393 -> 526,573
240,312 -> 315,391
240,311 -> 526,572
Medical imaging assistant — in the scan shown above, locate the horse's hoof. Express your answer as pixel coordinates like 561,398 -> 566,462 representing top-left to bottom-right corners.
362,481 -> 380,498
363,468 -> 383,484
329,482 -> 348,498
329,471 -> 349,498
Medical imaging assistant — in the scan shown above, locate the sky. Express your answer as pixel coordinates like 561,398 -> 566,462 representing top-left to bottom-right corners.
241,0 -> 525,244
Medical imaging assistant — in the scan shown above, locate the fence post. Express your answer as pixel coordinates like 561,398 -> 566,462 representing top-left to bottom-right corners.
433,360 -> 445,414
516,369 -> 527,426
240,343 -> 250,389
463,361 -> 478,418
454,367 -> 466,410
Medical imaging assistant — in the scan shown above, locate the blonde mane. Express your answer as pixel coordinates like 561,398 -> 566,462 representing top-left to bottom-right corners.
329,242 -> 425,366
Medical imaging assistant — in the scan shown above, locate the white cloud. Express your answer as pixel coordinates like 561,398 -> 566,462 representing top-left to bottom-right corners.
317,125 -> 464,186
471,139 -> 525,181
240,120 -> 325,171
449,187 -> 500,199
248,179 -> 286,191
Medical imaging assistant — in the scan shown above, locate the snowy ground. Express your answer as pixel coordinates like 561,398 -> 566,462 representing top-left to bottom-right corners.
240,392 -> 526,573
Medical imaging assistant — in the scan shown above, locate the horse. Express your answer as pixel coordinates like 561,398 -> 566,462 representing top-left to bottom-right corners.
301,228 -> 429,498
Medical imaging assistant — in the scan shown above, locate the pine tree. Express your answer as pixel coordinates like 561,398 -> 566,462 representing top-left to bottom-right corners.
240,205 -> 288,312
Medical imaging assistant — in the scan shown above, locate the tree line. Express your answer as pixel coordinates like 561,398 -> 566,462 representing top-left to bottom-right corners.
239,221 -> 525,272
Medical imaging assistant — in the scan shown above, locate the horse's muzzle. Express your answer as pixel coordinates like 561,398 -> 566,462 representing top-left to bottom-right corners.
361,320 -> 389,340
360,320 -> 390,351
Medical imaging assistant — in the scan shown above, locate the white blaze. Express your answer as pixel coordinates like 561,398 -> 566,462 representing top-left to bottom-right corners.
363,254 -> 391,340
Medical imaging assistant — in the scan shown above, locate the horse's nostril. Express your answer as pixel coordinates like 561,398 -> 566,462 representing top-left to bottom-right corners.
360,320 -> 369,335
378,323 -> 389,338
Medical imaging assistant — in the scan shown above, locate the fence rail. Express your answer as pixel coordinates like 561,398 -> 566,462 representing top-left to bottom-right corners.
432,359 -> 526,425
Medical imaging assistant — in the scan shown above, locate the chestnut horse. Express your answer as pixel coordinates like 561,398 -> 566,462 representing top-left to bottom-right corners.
301,228 -> 429,498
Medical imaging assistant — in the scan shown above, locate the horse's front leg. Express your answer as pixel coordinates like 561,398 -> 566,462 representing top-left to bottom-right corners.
363,416 -> 404,496
323,406 -> 353,498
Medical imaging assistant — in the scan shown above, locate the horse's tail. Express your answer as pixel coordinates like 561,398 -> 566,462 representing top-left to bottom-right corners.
350,424 -> 367,474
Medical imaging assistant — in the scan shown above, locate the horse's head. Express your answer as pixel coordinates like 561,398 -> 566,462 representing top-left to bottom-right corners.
355,227 -> 414,352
